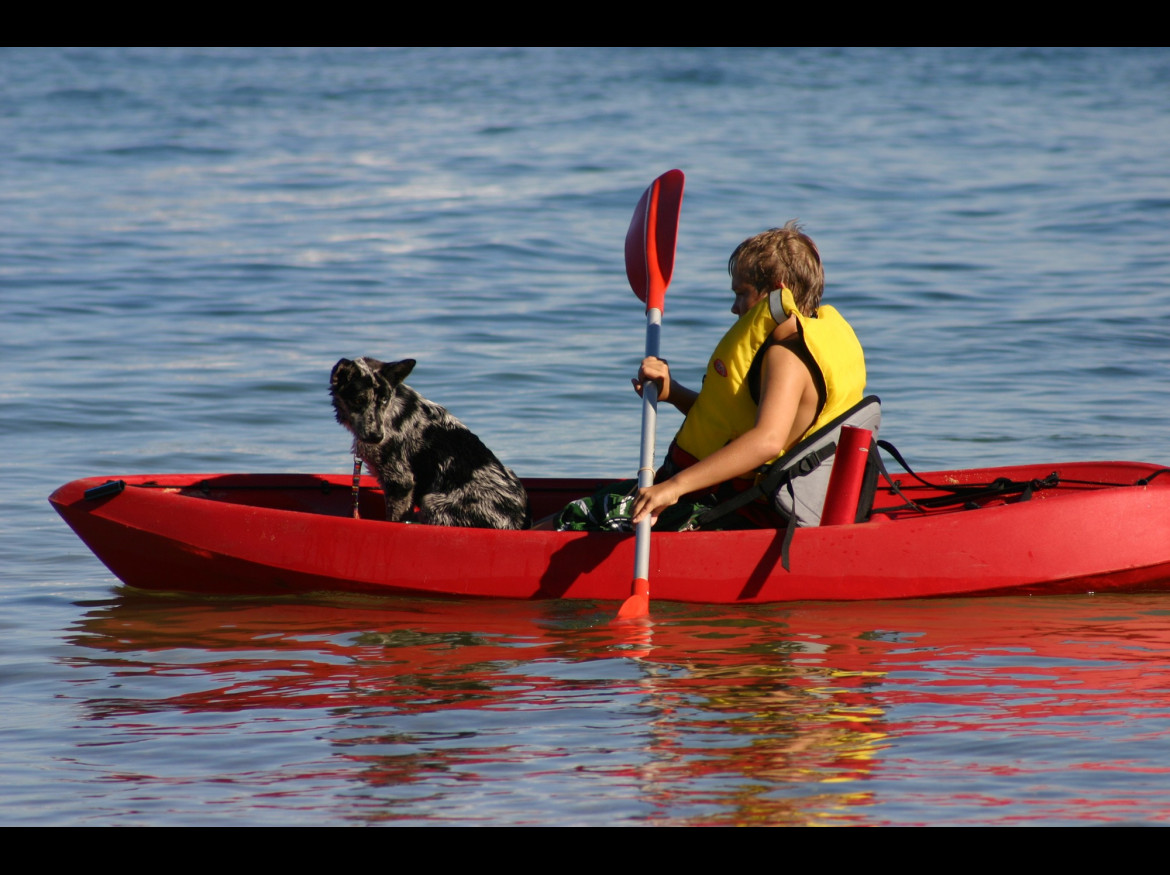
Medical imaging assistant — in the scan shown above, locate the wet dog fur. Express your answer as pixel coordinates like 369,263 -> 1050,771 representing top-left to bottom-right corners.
330,357 -> 531,529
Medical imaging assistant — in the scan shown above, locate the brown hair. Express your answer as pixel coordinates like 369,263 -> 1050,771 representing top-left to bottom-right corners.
727,221 -> 824,316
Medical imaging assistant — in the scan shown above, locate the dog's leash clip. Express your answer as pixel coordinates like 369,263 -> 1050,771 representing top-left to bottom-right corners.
351,456 -> 363,519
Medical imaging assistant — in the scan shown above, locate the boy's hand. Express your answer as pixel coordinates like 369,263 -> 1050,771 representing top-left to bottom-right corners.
632,479 -> 682,526
632,356 -> 671,402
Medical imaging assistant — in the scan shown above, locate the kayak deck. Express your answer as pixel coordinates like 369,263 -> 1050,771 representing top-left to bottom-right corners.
49,461 -> 1170,603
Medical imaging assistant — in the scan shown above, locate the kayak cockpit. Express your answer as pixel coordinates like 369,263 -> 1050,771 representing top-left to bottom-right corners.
74,474 -> 613,521
70,462 -> 1168,527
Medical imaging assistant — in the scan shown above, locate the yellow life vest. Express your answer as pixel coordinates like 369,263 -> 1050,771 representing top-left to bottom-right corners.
673,287 -> 866,467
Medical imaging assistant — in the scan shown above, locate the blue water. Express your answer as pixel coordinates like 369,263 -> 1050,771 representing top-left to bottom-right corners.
3,47 -> 1170,825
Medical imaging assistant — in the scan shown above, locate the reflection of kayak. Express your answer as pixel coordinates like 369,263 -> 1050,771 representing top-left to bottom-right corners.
49,462 -> 1170,602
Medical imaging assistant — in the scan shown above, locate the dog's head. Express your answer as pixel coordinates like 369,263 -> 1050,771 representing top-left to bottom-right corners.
330,356 -> 416,444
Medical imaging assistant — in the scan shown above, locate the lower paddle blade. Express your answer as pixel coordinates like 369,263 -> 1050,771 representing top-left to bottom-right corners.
616,578 -> 650,621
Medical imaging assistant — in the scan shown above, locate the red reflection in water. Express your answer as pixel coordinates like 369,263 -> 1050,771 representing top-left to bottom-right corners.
64,592 -> 1170,825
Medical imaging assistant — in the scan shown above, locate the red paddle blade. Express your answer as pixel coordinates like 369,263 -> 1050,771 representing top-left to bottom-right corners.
624,169 -> 684,313
616,578 -> 650,621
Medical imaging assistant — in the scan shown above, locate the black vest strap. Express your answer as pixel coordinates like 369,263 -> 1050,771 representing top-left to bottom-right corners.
691,441 -> 837,532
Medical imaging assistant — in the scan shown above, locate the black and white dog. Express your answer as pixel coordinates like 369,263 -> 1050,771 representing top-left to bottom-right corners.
330,357 -> 531,529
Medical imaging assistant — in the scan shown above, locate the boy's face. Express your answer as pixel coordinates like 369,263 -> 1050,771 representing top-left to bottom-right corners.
730,269 -> 767,317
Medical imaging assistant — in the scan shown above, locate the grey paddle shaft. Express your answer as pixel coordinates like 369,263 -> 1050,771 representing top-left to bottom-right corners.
633,307 -> 662,582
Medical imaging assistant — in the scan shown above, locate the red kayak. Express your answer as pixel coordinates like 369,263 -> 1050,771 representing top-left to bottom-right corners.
48,460 -> 1170,602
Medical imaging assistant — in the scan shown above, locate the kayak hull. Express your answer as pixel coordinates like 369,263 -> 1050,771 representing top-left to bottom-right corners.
49,463 -> 1170,602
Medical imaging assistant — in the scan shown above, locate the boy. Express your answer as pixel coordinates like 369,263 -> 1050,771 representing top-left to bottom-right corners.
554,221 -> 865,531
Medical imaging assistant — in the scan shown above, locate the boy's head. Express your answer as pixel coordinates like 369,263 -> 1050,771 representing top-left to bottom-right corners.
727,221 -> 824,317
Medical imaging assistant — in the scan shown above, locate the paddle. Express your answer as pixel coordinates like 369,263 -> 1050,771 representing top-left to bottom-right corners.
617,169 -> 685,621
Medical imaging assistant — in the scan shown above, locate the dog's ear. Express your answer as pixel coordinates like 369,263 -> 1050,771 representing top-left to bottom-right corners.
380,359 -> 416,387
331,358 -> 357,388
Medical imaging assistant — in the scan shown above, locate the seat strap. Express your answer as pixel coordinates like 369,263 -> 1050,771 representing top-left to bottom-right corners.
691,441 -> 837,532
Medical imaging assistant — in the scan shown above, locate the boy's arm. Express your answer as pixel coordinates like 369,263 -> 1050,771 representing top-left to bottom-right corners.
632,344 -> 815,524
632,357 -> 698,414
